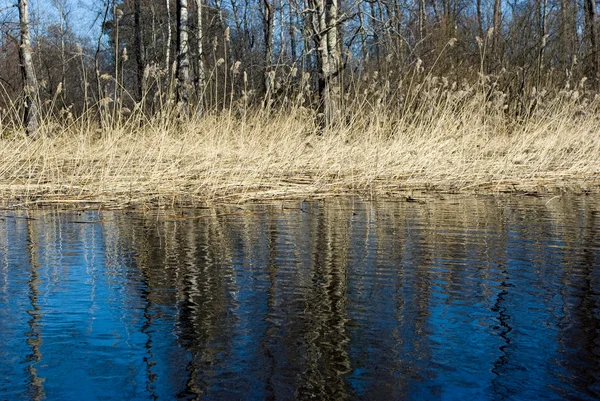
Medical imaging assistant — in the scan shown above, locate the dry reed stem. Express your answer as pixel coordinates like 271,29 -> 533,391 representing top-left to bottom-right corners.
0,100 -> 599,208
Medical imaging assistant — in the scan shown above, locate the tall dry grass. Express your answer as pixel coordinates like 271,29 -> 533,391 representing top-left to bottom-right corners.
1,71 -> 599,208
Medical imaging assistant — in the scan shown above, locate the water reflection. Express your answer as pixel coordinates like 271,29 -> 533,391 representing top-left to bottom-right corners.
0,195 -> 599,400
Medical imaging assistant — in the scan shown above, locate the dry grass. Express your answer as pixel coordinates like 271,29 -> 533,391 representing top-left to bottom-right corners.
1,88 -> 599,208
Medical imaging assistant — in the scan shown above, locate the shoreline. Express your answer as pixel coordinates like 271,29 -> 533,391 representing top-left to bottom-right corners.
2,106 -> 599,209
2,178 -> 598,209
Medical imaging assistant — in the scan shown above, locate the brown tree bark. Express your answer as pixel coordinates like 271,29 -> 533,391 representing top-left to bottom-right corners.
289,1 -> 297,61
536,0 -> 548,87
476,0 -> 483,37
559,0 -> 577,71
134,0 -> 145,101
492,0 -> 502,66
418,0 -> 426,42
584,0 -> 599,86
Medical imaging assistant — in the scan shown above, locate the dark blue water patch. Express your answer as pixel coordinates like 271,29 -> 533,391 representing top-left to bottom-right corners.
0,195 -> 599,400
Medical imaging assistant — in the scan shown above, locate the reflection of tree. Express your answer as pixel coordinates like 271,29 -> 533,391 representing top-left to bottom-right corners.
397,203 -> 433,386
481,206 -> 511,400
20,195 -> 591,400
557,204 -> 600,397
122,212 -> 237,399
176,217 -> 234,399
490,273 -> 512,399
26,219 -> 45,400
263,214 -> 279,399
298,203 -> 352,400
114,213 -> 179,398
140,270 -> 158,400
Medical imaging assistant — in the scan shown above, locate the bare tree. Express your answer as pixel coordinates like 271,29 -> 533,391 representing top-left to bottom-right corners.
95,0 -> 111,126
308,0 -> 341,126
476,0 -> 483,37
584,0 -> 599,86
559,0 -> 578,72
3,0 -> 600,126
492,0 -> 502,66
134,0 -> 145,100
260,0 -> 274,101
166,0 -> 172,73
18,0 -> 39,135
176,0 -> 191,115
52,0 -> 69,105
536,0 -> 548,87
288,0 -> 297,61
195,0 -> 205,115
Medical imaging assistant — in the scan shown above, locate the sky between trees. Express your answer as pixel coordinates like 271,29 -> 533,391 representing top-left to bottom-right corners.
2,0 -> 600,128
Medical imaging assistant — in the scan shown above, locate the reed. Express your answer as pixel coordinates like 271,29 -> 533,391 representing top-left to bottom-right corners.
1,71 -> 599,208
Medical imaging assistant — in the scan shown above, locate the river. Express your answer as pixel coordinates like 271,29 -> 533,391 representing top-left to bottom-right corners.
1,195 -> 599,400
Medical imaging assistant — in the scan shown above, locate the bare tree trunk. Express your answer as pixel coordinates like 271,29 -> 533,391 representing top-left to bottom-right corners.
536,0 -> 548,87
289,1 -> 297,61
230,0 -> 246,60
195,0 -> 205,115
430,0 -> 441,25
214,0 -> 224,27
326,0 -> 341,116
369,1 -> 380,64
418,0 -> 426,43
559,0 -> 569,69
261,0 -> 275,101
476,0 -> 483,37
585,0 -> 599,86
326,0 -> 340,77
357,2 -> 368,61
166,0 -> 172,73
302,3 -> 313,72
559,0 -> 577,71
309,0 -> 341,127
18,0 -> 39,135
52,0 -> 68,105
391,0 -> 404,61
279,0 -> 285,59
95,0 -> 111,127
492,0 -> 502,66
134,0 -> 145,101
177,0 -> 191,115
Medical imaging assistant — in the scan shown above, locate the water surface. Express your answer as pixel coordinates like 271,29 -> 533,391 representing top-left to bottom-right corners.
1,195 -> 599,400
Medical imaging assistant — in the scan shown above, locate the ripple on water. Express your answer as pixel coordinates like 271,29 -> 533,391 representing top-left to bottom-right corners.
0,196 -> 598,400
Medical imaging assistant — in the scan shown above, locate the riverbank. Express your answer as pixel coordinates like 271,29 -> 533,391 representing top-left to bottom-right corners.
1,101 -> 599,209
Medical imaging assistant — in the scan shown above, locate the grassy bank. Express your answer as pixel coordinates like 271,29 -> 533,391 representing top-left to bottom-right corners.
1,89 -> 599,208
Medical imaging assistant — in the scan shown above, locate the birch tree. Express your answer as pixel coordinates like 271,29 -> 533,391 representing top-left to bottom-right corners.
18,0 -> 39,135
165,0 -> 172,73
195,0 -> 205,115
308,0 -> 341,126
176,0 -> 191,115
260,0 -> 274,101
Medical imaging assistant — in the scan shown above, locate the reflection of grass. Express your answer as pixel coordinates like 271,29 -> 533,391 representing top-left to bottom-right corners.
1,90 -> 599,208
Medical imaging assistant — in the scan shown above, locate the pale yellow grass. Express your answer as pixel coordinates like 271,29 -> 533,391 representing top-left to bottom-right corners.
1,100 -> 599,208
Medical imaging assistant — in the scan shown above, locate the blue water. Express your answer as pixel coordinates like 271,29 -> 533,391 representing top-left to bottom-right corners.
0,195 -> 599,400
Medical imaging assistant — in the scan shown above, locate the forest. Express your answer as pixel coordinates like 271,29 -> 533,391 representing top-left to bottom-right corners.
0,0 -> 598,206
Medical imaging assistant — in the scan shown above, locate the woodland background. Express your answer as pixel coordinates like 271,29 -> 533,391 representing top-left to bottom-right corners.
1,0 -> 598,126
